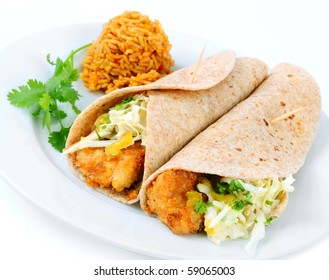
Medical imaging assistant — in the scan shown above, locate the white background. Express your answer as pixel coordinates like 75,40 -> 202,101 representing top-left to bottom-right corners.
0,0 -> 328,277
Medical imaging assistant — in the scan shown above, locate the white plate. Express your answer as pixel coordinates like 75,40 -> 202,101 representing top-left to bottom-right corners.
0,23 -> 328,260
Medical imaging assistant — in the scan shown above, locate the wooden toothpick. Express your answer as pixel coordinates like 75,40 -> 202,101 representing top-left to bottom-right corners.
271,106 -> 308,124
190,44 -> 206,84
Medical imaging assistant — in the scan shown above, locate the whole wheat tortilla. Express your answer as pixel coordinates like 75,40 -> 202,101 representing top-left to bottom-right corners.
106,50 -> 237,95
65,50 -> 237,147
144,57 -> 268,181
66,53 -> 268,203
140,63 -> 321,215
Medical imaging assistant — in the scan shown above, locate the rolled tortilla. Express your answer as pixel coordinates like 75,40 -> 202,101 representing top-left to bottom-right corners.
65,52 -> 268,203
140,63 -> 321,253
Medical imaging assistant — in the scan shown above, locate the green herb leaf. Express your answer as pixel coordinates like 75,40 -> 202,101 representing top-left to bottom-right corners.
32,105 -> 42,117
215,179 -> 246,196
39,93 -> 51,111
7,79 -> 46,108
48,126 -> 71,152
264,216 -> 277,225
6,43 -> 91,152
244,191 -> 251,199
214,182 -> 229,194
244,199 -> 253,206
265,200 -> 273,205
46,58 -> 79,91
111,96 -> 134,110
229,180 -> 245,194
229,200 -> 245,211
46,53 -> 56,65
55,110 -> 68,120
193,200 -> 209,214
42,111 -> 51,132
57,82 -> 80,103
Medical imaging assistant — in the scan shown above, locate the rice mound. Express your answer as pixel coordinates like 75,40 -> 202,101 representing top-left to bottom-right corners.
81,11 -> 174,94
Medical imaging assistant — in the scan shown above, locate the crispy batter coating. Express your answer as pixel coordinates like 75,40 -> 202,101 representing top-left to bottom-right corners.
74,141 -> 145,192
146,169 -> 204,234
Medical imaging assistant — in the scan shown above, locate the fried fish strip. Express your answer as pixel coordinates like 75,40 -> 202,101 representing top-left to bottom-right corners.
146,169 -> 204,234
74,141 -> 145,192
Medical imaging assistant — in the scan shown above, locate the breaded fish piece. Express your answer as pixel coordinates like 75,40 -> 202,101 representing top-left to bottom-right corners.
146,169 -> 204,234
74,141 -> 145,192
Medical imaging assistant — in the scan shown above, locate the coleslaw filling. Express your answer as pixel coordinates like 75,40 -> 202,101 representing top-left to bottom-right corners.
189,175 -> 295,256
63,94 -> 148,154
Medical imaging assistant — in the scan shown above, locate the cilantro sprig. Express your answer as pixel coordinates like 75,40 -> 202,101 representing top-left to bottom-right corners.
214,179 -> 245,196
194,200 -> 210,214
264,216 -> 277,225
111,96 -> 134,110
7,43 -> 91,152
214,179 -> 253,211
229,200 -> 245,211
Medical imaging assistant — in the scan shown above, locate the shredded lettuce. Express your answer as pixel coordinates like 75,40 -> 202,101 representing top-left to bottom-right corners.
63,94 -> 148,154
195,175 -> 295,256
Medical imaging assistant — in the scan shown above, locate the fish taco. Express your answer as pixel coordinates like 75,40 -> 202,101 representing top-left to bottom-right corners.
64,51 -> 268,204
140,63 -> 321,254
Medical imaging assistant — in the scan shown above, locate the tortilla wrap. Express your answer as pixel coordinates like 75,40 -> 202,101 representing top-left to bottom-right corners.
65,52 -> 268,203
140,63 -> 321,246
107,50 -> 237,92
